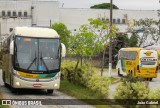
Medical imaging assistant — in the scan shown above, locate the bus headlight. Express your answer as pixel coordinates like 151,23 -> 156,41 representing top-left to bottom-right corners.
54,83 -> 58,87
16,82 -> 20,86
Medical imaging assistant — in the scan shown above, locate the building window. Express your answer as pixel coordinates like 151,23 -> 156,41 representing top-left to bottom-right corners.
7,11 -> 11,17
122,19 -> 126,24
112,19 -> 116,24
117,18 -> 120,24
106,18 -> 109,22
24,11 -> 27,17
101,18 -> 105,21
13,11 -> 16,16
2,10 -> 5,16
18,11 -> 22,17
9,28 -> 13,32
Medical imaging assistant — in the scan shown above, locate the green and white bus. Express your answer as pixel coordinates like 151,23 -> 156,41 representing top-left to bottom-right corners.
2,27 -> 66,94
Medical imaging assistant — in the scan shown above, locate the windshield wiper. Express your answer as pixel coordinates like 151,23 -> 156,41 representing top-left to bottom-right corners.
40,51 -> 49,71
27,51 -> 37,70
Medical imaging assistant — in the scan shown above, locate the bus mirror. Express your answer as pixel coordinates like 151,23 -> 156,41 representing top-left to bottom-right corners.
10,41 -> 14,55
61,43 -> 66,57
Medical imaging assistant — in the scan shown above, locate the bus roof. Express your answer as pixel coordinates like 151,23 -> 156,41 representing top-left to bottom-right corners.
14,27 -> 59,38
120,47 -> 144,51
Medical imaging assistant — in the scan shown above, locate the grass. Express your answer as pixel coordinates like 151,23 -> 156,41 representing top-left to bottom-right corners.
59,80 -> 101,99
94,68 -> 117,73
59,80 -> 125,108
59,80 -> 111,108
94,67 -> 119,84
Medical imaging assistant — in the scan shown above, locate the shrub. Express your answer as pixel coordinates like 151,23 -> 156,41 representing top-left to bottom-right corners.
113,81 -> 149,99
88,75 -> 111,98
61,60 -> 95,86
149,87 -> 160,99
61,60 -> 76,82
61,60 -> 111,98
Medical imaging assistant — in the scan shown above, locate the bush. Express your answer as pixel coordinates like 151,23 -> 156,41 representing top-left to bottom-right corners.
61,60 -> 76,82
61,60 -> 95,86
61,60 -> 111,98
113,81 -> 149,99
149,87 -> 160,99
88,75 -> 111,98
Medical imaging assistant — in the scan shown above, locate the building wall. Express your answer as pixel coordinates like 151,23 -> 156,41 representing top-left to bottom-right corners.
0,0 -> 159,41
32,1 -> 59,27
0,0 -> 59,36
60,8 -> 158,32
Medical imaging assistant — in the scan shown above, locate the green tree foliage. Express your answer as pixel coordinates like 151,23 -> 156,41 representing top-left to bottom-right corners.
101,33 -> 128,67
69,18 -> 112,56
51,23 -> 71,49
128,32 -> 138,47
128,18 -> 160,48
90,3 -> 119,9
69,18 -> 118,79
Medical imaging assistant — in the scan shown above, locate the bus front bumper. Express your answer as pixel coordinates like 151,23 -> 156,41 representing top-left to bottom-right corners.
12,76 -> 60,89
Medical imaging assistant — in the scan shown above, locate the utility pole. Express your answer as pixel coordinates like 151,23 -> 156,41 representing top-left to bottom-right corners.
50,20 -> 52,27
109,0 -> 113,77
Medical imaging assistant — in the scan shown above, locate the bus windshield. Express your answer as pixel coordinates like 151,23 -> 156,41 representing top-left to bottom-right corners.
119,51 -> 137,60
14,36 -> 60,74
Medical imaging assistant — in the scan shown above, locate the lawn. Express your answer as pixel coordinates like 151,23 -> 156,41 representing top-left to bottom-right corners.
59,80 -> 123,108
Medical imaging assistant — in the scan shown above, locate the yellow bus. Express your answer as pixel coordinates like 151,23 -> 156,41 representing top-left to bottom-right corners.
2,27 -> 66,94
116,48 -> 158,81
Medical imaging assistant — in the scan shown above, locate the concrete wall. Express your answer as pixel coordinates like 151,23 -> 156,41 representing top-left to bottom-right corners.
0,0 -> 59,35
60,8 -> 158,32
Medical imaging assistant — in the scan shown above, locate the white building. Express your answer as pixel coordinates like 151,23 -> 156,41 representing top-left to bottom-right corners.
60,8 -> 158,33
0,0 -> 159,44
0,0 -> 59,36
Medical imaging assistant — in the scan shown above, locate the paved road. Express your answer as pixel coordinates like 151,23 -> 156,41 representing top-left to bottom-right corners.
0,70 -> 95,108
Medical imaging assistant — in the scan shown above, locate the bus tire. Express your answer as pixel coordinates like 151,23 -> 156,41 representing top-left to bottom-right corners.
2,72 -> 5,83
11,87 -> 18,94
47,89 -> 53,94
149,78 -> 152,81
118,69 -> 122,77
3,72 -> 7,87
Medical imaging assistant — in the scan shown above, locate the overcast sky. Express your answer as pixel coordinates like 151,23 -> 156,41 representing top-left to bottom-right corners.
58,0 -> 160,10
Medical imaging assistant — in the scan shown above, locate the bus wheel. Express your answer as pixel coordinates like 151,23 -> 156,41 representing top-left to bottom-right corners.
149,78 -> 152,81
11,87 -> 19,94
47,89 -> 53,94
118,69 -> 122,77
4,83 -> 8,87
3,72 -> 5,83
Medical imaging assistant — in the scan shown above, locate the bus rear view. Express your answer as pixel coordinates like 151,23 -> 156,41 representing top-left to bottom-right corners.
116,48 -> 158,81
138,50 -> 158,80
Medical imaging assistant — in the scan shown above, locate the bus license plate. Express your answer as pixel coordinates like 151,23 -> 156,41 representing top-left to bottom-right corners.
33,84 -> 42,87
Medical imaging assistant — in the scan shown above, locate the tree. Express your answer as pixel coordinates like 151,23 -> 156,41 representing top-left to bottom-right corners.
51,23 -> 71,49
69,18 -> 118,81
127,18 -> 160,48
102,33 -> 128,68
128,32 -> 138,47
90,3 -> 119,9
